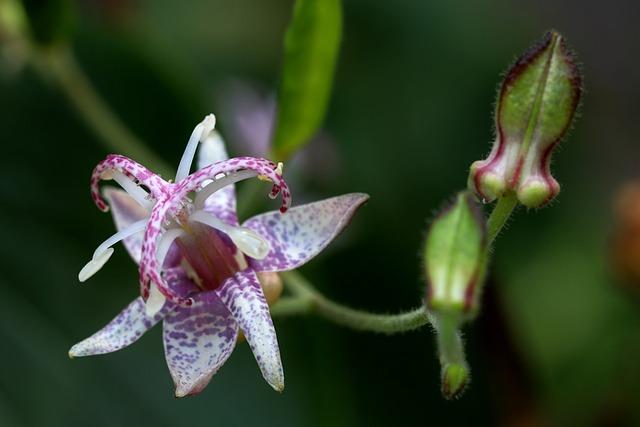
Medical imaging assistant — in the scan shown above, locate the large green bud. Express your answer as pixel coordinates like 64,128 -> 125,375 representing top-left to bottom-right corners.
468,31 -> 582,208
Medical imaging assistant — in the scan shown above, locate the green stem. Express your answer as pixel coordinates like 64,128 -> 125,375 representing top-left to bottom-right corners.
432,313 -> 465,366
30,45 -> 174,177
486,193 -> 518,244
272,193 -> 518,333
274,271 -> 429,334
269,297 -> 314,317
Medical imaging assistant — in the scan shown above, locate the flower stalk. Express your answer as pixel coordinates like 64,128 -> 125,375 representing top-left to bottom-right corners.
273,271 -> 430,334
487,192 -> 519,244
431,312 -> 468,399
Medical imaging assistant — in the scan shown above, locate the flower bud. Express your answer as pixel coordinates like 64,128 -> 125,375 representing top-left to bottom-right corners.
258,271 -> 284,306
442,363 -> 469,400
469,30 -> 582,208
424,192 -> 488,318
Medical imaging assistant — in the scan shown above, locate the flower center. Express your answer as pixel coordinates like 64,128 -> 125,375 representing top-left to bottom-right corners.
153,206 -> 271,296
174,222 -> 245,292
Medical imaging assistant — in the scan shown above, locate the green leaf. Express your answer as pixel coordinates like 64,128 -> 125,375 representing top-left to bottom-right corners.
272,0 -> 342,160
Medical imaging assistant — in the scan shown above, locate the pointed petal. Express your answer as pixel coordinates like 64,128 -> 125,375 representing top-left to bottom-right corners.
103,188 -> 148,264
243,193 -> 369,272
69,297 -> 170,357
163,291 -> 238,397
197,130 -> 230,167
216,269 -> 283,391
197,131 -> 238,225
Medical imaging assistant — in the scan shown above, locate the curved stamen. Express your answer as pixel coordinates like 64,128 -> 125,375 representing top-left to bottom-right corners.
111,170 -> 154,210
139,210 -> 194,308
190,210 -> 270,259
156,228 -> 186,265
91,155 -> 170,212
78,219 -> 148,282
175,114 -> 216,183
145,282 -> 166,317
138,156 -> 290,308
181,157 -> 291,213
194,169 -> 257,210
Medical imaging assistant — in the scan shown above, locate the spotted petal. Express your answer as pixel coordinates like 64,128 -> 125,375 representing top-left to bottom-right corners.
197,131 -> 238,225
243,193 -> 369,272
103,188 -> 148,264
216,269 -> 283,391
163,291 -> 238,397
69,297 -> 169,357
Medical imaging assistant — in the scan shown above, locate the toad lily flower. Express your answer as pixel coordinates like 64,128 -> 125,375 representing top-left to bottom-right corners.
70,114 -> 369,397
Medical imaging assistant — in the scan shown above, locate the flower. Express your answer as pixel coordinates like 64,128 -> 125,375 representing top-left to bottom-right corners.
70,114 -> 369,397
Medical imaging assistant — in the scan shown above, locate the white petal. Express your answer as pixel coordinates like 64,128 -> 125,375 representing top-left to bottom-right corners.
69,297 -> 168,357
163,292 -> 238,397
216,270 -> 284,391
243,193 -> 369,272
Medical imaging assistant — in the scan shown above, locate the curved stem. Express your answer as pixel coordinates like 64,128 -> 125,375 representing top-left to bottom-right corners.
487,193 -> 518,244
274,271 -> 429,334
272,194 -> 519,332
30,45 -> 174,177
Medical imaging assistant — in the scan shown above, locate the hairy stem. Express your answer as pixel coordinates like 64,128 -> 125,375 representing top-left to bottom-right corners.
273,271 -> 429,334
432,313 -> 465,366
487,193 -> 518,244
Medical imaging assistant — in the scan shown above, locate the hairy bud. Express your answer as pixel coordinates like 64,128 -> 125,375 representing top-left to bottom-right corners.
469,30 -> 582,207
424,192 -> 488,317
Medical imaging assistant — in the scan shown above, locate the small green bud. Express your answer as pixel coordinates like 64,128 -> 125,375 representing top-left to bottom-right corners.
424,192 -> 488,317
441,363 -> 469,400
469,30 -> 582,208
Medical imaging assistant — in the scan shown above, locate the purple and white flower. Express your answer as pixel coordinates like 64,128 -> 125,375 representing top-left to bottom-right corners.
70,114 -> 368,397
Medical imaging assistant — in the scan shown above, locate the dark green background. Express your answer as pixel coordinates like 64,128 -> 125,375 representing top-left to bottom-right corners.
1,0 -> 639,426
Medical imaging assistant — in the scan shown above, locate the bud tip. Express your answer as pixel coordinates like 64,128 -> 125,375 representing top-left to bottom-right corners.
441,363 -> 469,400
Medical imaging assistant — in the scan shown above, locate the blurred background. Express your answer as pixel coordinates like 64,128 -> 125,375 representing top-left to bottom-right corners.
1,0 -> 640,426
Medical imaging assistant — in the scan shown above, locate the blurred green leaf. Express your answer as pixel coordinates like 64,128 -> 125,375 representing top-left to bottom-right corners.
272,0 -> 342,160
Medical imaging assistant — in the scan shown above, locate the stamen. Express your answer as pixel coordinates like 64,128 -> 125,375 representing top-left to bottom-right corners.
78,219 -> 148,282
91,154 -> 169,212
111,170 -> 154,210
145,282 -> 166,317
190,210 -> 271,260
78,248 -> 114,283
175,114 -> 216,183
194,169 -> 258,210
178,157 -> 292,214
156,228 -> 186,266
